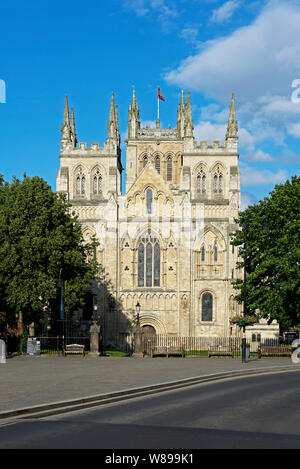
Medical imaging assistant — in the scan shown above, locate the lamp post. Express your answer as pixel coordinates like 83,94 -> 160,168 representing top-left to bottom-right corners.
58,268 -> 65,356
136,301 -> 141,327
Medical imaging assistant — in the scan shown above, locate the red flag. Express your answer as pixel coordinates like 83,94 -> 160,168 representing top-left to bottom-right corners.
158,87 -> 165,101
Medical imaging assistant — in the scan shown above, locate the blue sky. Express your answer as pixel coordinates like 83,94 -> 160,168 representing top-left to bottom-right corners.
0,0 -> 299,208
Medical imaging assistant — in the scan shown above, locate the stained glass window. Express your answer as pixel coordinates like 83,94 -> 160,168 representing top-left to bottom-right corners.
202,292 -> 213,321
137,235 -> 160,287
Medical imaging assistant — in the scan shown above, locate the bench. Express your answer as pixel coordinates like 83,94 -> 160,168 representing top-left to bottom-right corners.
258,345 -> 291,358
208,345 -> 234,358
65,344 -> 85,356
149,346 -> 185,358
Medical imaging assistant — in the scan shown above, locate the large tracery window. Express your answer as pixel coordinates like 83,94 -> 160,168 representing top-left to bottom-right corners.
201,292 -> 213,322
138,234 -> 160,287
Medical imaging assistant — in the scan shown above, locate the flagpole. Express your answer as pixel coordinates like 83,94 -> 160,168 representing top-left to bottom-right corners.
157,93 -> 159,121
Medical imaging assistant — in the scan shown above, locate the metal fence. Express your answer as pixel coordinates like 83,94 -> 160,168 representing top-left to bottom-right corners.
142,335 -> 243,356
26,336 -> 90,355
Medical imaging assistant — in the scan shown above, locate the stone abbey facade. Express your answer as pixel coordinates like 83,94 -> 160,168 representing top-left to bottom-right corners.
56,90 -> 242,344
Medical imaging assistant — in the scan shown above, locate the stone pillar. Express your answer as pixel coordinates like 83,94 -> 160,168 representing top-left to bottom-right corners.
29,322 -> 35,337
132,327 -> 144,357
0,339 -> 6,364
89,322 -> 100,357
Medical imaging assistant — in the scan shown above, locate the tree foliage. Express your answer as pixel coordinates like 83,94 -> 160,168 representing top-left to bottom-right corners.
0,175 -> 98,329
231,175 -> 300,330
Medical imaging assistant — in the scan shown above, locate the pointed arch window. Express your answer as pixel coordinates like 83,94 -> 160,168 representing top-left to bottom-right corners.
167,157 -> 172,181
201,292 -> 213,322
75,167 -> 86,196
93,169 -> 103,195
197,168 -> 206,194
213,166 -> 223,194
138,234 -> 160,287
201,246 -> 205,262
146,188 -> 153,214
214,246 -> 218,262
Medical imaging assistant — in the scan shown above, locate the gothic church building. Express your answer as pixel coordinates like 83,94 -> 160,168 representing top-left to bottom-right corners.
56,90 -> 242,343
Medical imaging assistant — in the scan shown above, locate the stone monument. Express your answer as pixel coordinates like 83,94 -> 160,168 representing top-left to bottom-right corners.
89,321 -> 100,357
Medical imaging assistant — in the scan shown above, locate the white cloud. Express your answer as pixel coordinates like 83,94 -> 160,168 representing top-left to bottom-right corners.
287,122 -> 300,138
210,0 -> 240,24
165,1 -> 300,102
247,149 -> 274,162
124,0 -> 179,30
194,121 -> 227,144
240,165 -> 288,186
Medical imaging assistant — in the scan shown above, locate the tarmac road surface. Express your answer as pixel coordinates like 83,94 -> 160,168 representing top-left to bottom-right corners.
1,370 -> 300,449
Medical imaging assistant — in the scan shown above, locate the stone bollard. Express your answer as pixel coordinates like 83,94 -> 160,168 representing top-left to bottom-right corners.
89,322 -> 100,357
0,339 -> 6,364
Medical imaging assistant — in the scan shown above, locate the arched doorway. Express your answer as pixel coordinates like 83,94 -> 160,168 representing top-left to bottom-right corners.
142,325 -> 156,355
142,325 -> 156,336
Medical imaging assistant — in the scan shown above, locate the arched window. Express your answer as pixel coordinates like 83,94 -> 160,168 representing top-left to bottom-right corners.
93,170 -> 103,195
138,234 -> 160,287
143,156 -> 148,168
213,166 -> 223,194
155,157 -> 160,174
146,189 -> 153,214
197,168 -> 206,194
167,157 -> 172,181
75,167 -> 86,196
214,246 -> 218,262
81,176 -> 85,195
201,292 -> 213,321
201,246 -> 205,262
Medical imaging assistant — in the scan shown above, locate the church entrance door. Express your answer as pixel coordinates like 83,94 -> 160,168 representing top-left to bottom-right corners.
142,325 -> 156,355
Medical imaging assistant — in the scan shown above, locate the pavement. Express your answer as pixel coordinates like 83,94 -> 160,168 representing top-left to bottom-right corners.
1,354 -> 300,417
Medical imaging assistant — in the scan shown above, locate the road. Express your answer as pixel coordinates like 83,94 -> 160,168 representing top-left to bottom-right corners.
1,370 -> 300,449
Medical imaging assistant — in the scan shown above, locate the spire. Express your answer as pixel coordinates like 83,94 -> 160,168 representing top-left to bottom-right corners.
109,92 -> 115,121
70,106 -> 77,147
128,88 -> 140,139
63,95 -> 69,124
132,88 -> 136,109
177,90 -> 186,139
61,95 -> 71,146
180,89 -> 185,109
115,104 -> 119,132
184,91 -> 193,138
226,92 -> 238,139
108,92 -> 117,139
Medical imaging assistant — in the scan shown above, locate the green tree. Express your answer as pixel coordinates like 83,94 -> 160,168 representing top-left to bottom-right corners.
231,175 -> 300,330
0,175 -> 98,331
